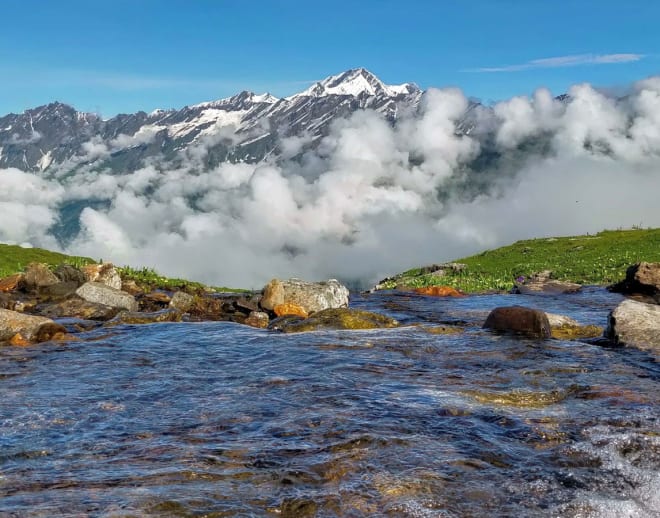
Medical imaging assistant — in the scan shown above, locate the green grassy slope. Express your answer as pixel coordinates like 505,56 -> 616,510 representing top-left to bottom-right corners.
0,244 -> 245,292
380,228 -> 660,293
0,244 -> 94,278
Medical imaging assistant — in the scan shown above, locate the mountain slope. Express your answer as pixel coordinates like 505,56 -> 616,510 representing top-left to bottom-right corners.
0,68 -> 423,173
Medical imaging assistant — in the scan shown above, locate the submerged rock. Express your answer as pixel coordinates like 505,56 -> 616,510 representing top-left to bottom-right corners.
483,306 -> 551,339
107,308 -> 182,326
260,278 -> 349,315
0,308 -> 66,344
269,308 -> 398,333
245,311 -> 269,329
413,286 -> 465,297
551,324 -> 604,340
76,282 -> 138,312
606,299 -> 660,352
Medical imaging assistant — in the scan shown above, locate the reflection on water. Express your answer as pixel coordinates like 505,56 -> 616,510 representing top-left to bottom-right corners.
0,288 -> 658,517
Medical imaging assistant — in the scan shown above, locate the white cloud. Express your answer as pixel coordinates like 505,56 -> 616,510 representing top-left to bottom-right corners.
3,75 -> 660,289
469,53 -> 645,73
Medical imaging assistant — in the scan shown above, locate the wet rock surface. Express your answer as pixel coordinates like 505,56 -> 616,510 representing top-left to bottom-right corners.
483,306 -> 552,339
607,299 -> 660,352
269,308 -> 399,333
0,308 -> 66,344
260,278 -> 349,314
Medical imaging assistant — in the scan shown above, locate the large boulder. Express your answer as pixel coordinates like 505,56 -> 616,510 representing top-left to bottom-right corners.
76,282 -> 138,312
260,278 -> 349,315
606,299 -> 660,352
37,298 -> 120,321
23,263 -> 59,291
0,308 -> 66,344
609,262 -> 660,302
82,263 -> 122,290
268,308 -> 398,333
483,306 -> 552,339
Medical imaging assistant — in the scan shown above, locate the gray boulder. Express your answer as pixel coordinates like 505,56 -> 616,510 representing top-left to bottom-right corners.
606,299 -> 660,352
260,278 -> 349,315
169,291 -> 194,312
76,282 -> 138,312
81,263 -> 122,290
0,308 -> 66,344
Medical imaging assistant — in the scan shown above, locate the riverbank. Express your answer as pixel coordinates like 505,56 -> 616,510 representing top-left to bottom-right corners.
375,228 -> 660,293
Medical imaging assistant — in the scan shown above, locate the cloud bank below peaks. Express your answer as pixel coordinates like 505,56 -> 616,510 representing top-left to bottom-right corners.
2,76 -> 660,288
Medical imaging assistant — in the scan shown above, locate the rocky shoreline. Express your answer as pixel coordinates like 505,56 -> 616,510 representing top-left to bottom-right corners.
0,260 -> 659,354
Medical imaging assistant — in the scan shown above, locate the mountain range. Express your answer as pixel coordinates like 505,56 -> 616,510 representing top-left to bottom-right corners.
0,68 -> 432,173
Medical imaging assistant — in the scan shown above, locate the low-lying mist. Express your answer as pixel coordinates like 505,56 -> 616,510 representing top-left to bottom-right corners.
2,77 -> 660,289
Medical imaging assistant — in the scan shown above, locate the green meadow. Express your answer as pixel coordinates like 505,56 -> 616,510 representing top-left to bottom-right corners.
379,228 -> 660,293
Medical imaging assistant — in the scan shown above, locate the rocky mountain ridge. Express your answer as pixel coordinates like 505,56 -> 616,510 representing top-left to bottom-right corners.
0,68 -> 426,173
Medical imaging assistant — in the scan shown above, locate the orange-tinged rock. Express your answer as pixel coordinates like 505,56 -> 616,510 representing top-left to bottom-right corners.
413,286 -> 465,297
9,333 -> 30,346
0,273 -> 24,293
274,303 -> 309,318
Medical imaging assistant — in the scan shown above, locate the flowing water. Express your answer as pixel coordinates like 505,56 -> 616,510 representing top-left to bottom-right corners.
0,288 -> 658,517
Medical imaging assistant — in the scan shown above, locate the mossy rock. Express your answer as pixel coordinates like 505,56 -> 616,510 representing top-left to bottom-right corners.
269,308 -> 399,333
551,324 -> 604,340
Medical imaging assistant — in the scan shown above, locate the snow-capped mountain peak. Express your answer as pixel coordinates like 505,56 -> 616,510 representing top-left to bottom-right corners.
192,91 -> 279,110
294,67 -> 419,99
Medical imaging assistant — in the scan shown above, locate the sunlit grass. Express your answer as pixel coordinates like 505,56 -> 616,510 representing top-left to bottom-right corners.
0,243 -> 94,278
380,228 -> 660,293
0,243 -> 246,293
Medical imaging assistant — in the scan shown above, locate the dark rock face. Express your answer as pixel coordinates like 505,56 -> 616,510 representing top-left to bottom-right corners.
609,262 -> 660,303
483,306 -> 552,339
606,299 -> 660,352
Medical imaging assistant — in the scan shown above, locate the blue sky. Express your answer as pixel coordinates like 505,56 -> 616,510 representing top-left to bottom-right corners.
1,0 -> 658,116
